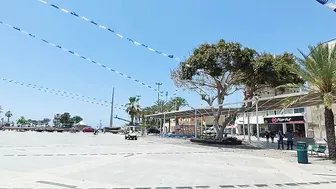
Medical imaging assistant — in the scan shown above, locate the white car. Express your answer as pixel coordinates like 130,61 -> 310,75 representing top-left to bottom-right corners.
125,131 -> 138,140
204,127 -> 216,135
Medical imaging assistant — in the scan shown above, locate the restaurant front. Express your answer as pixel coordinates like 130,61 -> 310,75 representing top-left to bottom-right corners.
264,115 -> 307,137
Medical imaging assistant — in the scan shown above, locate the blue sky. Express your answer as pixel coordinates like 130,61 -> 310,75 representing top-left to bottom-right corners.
0,0 -> 335,127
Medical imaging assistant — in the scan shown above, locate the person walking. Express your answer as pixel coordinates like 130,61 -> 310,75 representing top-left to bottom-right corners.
270,131 -> 275,143
277,130 -> 284,150
286,130 -> 294,150
265,131 -> 270,143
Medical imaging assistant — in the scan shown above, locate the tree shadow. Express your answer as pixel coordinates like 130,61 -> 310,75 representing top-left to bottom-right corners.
192,142 -> 264,150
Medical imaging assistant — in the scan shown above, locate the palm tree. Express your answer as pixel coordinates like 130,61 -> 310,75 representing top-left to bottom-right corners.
53,114 -> 61,127
17,116 -> 27,126
5,111 -> 13,123
283,44 -> 336,158
170,97 -> 187,126
125,96 -> 141,126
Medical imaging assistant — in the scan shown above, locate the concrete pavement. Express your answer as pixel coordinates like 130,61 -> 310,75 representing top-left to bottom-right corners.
0,131 -> 336,188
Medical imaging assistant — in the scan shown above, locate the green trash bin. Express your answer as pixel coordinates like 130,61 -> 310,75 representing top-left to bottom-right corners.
296,141 -> 308,164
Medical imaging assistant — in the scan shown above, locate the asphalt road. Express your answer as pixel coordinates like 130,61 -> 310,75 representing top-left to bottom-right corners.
0,131 -> 336,188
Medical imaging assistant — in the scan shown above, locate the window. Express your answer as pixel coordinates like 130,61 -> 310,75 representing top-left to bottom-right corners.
261,111 -> 267,116
275,109 -> 282,115
267,110 -> 274,116
294,108 -> 305,113
283,108 -> 294,114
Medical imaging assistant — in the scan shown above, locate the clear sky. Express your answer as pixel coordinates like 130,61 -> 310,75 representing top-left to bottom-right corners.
0,0 -> 335,127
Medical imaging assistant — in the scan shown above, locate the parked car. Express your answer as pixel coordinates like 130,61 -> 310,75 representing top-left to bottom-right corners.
125,130 -> 138,140
204,127 -> 216,135
147,127 -> 160,134
82,127 -> 95,133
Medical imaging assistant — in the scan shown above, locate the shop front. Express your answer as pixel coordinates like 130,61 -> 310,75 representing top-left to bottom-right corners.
264,115 -> 307,137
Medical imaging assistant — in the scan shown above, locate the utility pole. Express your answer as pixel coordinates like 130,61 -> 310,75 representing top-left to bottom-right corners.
99,120 -> 102,129
155,82 -> 162,133
109,87 -> 115,127
155,83 -> 162,111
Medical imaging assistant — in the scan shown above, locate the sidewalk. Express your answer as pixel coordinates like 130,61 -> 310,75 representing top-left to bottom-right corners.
235,135 -> 298,150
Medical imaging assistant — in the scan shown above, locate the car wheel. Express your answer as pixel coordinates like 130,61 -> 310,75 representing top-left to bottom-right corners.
135,137 -> 137,140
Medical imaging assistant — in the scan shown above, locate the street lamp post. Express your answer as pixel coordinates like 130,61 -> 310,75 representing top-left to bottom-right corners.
155,82 -> 163,134
155,83 -> 162,109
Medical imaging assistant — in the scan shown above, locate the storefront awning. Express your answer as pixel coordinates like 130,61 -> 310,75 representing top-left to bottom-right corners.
145,91 -> 336,119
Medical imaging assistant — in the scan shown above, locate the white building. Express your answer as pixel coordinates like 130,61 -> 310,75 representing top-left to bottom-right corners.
234,38 -> 336,139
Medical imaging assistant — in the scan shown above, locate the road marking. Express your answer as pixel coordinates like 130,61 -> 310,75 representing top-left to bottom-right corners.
254,184 -> 268,187
36,180 -> 77,188
124,153 -> 134,158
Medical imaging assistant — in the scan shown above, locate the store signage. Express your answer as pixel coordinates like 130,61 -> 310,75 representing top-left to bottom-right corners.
264,116 -> 304,124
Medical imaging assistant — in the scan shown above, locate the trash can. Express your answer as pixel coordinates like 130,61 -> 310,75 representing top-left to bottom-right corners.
296,141 -> 308,164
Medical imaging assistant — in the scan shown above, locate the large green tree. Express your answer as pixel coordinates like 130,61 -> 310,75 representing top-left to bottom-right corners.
42,118 -> 51,126
70,116 -> 83,124
17,116 -> 27,126
125,96 -> 141,125
282,44 -> 336,158
235,52 -> 303,107
59,112 -> 71,126
171,39 -> 255,139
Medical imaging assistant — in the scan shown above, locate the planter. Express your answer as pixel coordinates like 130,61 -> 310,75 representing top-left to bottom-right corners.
190,138 -> 242,145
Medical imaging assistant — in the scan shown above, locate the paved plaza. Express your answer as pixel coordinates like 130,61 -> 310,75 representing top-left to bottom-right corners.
0,132 -> 336,188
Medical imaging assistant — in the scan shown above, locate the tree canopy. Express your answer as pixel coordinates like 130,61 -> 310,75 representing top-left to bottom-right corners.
125,96 -> 141,125
171,39 -> 302,139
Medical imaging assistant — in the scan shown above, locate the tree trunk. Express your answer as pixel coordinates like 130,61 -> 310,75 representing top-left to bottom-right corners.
243,87 -> 253,108
175,105 -> 179,127
7,117 -> 9,123
213,111 -> 222,140
131,115 -> 134,126
324,107 -> 336,158
212,101 -> 224,140
168,120 -> 171,133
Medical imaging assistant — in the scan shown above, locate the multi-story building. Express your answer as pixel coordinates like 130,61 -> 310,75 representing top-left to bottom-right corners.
234,38 -> 336,139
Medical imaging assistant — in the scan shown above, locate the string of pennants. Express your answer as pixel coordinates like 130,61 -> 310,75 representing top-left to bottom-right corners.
316,0 -> 336,11
0,76 -> 110,107
37,0 -> 181,62
1,3 -> 182,107
0,76 -> 126,111
0,20 -> 158,92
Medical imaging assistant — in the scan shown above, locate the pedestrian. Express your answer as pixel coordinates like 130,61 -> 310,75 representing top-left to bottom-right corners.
286,130 -> 294,150
265,131 -> 270,143
270,131 -> 275,143
277,130 -> 284,150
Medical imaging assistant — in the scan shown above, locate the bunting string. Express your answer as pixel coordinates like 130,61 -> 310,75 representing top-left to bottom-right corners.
316,0 -> 336,11
0,76 -> 128,110
37,0 -> 181,62
0,76 -> 109,107
0,20 -> 158,92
